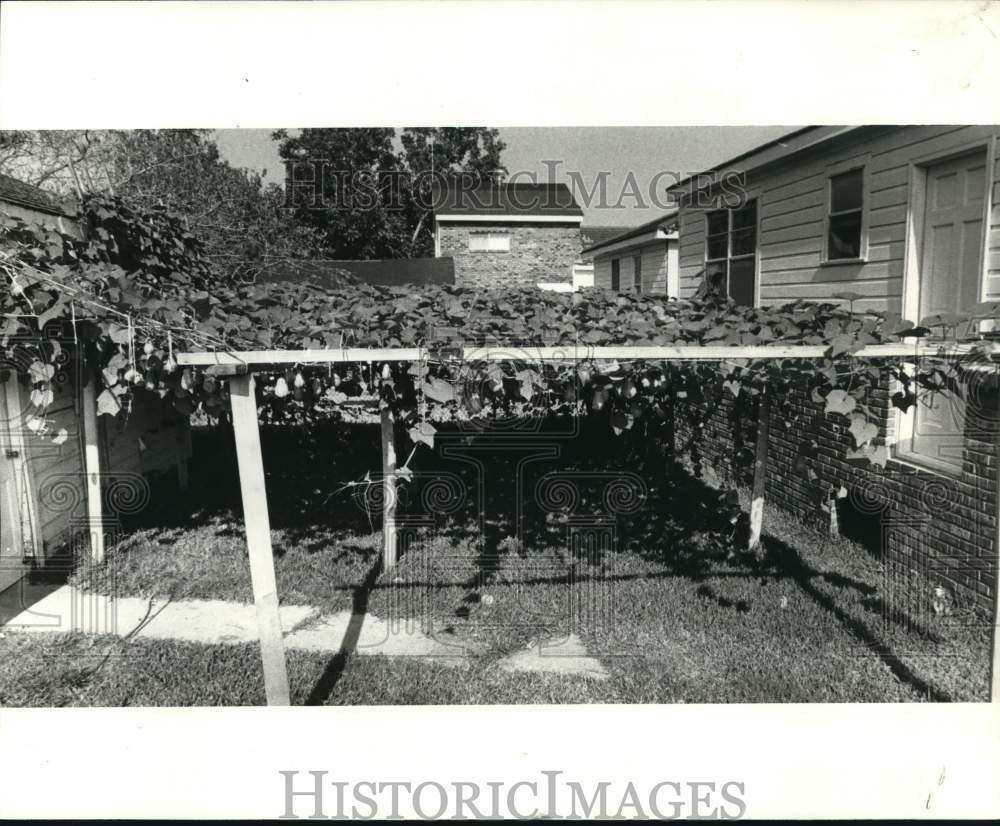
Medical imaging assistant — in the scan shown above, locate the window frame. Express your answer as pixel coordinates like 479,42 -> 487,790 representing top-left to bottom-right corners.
703,196 -> 759,306
821,158 -> 870,266
467,232 -> 511,253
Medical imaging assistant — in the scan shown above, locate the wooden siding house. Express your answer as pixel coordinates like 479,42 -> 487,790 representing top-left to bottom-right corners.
584,212 -> 680,296
667,126 -> 1000,610
0,175 -> 191,595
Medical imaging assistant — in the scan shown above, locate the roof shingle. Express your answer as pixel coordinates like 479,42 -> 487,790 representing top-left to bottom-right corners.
0,174 -> 75,217
433,182 -> 583,218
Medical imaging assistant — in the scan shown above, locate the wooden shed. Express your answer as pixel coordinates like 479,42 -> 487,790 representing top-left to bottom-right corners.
0,175 -> 191,595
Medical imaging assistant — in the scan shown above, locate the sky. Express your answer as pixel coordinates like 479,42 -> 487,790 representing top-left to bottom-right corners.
213,126 -> 798,228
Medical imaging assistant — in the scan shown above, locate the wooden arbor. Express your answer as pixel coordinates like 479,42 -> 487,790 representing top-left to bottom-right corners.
176,342 -> 1000,706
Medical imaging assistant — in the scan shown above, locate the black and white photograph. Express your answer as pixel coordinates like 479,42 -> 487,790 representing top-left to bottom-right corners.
1,0 -> 998,820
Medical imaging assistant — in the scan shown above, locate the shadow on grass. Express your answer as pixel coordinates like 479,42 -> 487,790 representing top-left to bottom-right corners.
118,417 -> 960,703
304,559 -> 383,706
760,535 -> 951,702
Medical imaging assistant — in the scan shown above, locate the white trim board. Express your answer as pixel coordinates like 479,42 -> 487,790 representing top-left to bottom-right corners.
435,214 -> 583,224
176,341 -> 1000,369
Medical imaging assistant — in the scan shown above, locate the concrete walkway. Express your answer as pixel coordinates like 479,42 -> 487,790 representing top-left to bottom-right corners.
2,585 -> 611,679
497,633 -> 610,680
0,585 -> 470,663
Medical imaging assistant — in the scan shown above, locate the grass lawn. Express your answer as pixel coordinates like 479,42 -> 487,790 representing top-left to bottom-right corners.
1,422 -> 991,705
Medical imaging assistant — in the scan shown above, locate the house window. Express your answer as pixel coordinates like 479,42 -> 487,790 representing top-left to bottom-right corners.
826,168 -> 864,260
704,198 -> 757,305
611,258 -> 620,291
468,233 -> 510,252
633,255 -> 642,293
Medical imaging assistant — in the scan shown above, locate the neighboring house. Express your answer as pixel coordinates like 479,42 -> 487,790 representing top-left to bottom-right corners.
573,227 -> 626,291
667,125 -> 1000,610
583,212 -> 680,296
0,176 -> 190,596
432,182 -> 584,289
581,226 -> 629,254
257,257 -> 454,289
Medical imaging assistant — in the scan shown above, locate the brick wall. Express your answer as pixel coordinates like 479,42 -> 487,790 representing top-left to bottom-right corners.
674,378 -> 999,612
437,222 -> 582,289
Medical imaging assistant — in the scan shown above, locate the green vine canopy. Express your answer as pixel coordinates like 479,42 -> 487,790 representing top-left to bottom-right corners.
3,194 -> 999,508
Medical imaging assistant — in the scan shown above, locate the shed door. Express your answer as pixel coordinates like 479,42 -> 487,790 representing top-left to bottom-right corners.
0,378 -> 32,593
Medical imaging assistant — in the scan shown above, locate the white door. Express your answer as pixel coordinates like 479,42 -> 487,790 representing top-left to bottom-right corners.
0,378 -> 33,593
910,149 -> 987,467
918,149 -> 987,320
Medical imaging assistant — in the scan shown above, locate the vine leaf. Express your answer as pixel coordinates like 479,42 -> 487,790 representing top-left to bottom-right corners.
847,443 -> 888,468
421,378 -> 455,404
30,387 -> 54,407
28,361 -> 54,383
824,389 -> 856,416
891,390 -> 916,413
96,389 -> 121,416
50,428 -> 68,446
107,324 -> 133,345
847,414 -> 878,448
408,421 -> 437,449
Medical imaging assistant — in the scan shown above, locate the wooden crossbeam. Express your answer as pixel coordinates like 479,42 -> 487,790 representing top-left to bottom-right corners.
176,341 -> 1000,368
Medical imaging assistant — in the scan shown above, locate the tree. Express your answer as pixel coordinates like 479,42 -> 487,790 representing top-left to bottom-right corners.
0,130 -> 323,283
275,127 -> 506,259
399,127 -> 507,256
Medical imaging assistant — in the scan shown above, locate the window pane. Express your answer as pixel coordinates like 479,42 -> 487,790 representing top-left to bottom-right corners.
831,168 -> 863,213
827,211 -> 862,259
706,210 -> 728,237
910,388 -> 967,471
731,199 -> 757,231
731,226 -> 756,257
728,257 -> 755,306
611,259 -> 620,291
705,260 -> 727,295
633,255 -> 642,292
706,233 -> 728,260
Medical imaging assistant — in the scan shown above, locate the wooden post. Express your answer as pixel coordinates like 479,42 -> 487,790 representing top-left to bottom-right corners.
229,373 -> 290,706
80,370 -> 105,564
748,387 -> 771,553
381,407 -> 398,570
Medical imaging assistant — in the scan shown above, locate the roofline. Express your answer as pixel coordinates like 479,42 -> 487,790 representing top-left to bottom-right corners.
435,214 -> 583,224
665,126 -> 864,199
0,193 -> 74,218
582,211 -> 678,254
586,228 -> 677,259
